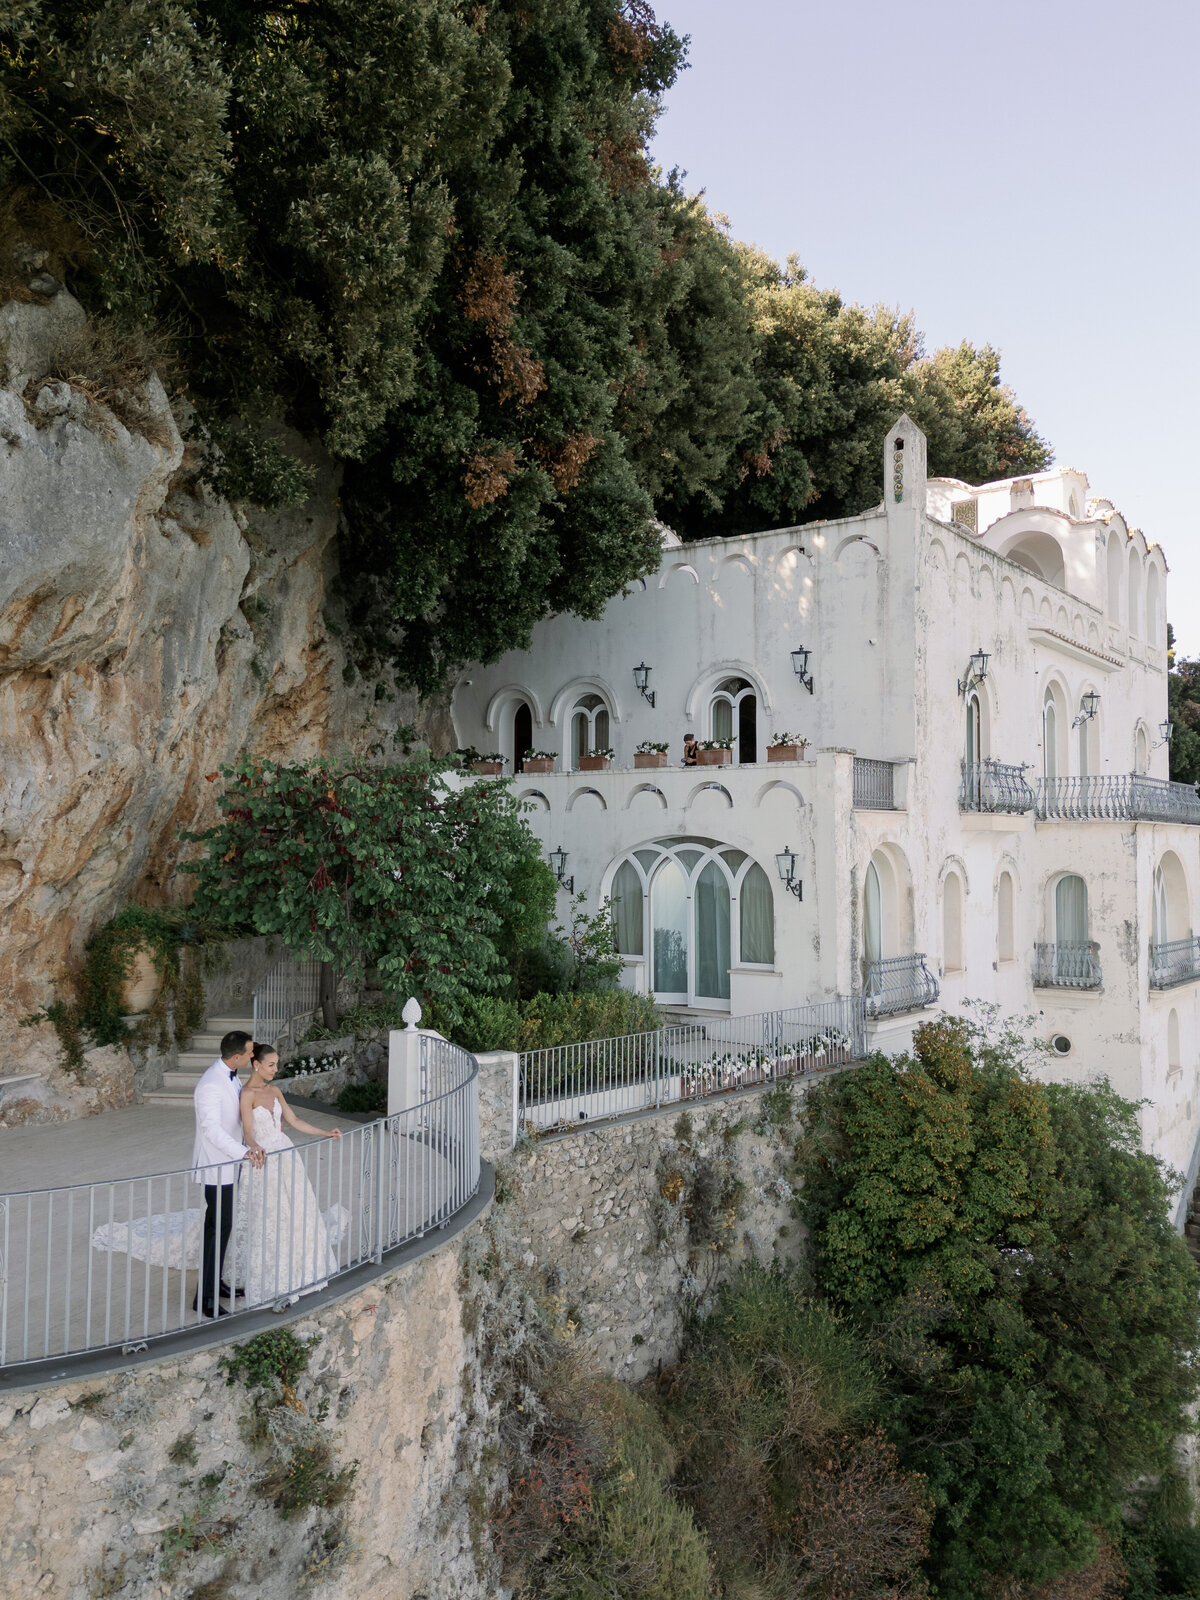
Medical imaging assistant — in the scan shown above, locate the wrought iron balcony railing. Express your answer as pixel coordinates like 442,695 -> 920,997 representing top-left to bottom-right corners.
1149,935 -> 1200,989
853,758 -> 897,810
1033,941 -> 1102,988
1035,774 -> 1200,824
960,760 -> 1036,815
863,953 -> 939,1017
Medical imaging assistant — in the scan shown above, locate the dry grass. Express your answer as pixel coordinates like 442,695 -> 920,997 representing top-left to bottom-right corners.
40,318 -> 177,448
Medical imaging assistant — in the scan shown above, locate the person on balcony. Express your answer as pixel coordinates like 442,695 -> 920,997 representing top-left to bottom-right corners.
682,732 -> 698,766
190,1030 -> 265,1318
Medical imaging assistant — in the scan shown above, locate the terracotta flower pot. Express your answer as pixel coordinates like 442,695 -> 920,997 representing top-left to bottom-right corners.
523,757 -> 555,773
634,751 -> 667,769
121,947 -> 162,1014
697,747 -> 731,766
471,761 -> 503,776
767,744 -> 805,763
579,755 -> 611,772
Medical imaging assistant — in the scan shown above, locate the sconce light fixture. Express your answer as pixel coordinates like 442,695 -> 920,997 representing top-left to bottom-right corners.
1072,689 -> 1101,728
632,661 -> 656,708
1153,719 -> 1173,750
547,846 -> 574,894
790,646 -> 814,695
957,647 -> 989,697
775,845 -> 803,900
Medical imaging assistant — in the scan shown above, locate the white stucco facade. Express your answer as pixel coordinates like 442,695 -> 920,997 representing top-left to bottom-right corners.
452,417 -> 1200,1190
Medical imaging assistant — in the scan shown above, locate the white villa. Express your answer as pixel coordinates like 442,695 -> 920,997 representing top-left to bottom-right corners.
452,417 -> 1200,1183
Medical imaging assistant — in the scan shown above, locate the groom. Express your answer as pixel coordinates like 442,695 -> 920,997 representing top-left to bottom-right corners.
191,1029 -> 265,1317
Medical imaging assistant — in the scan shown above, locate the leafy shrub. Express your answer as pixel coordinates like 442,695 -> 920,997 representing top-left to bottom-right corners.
220,1328 -> 319,1394
255,1438 -> 357,1520
335,1081 -> 386,1116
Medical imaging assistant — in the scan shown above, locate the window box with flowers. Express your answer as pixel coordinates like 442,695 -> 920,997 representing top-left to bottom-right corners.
579,747 -> 615,772
698,739 -> 733,766
767,732 -> 809,763
634,740 -> 669,770
454,747 -> 507,776
522,750 -> 557,773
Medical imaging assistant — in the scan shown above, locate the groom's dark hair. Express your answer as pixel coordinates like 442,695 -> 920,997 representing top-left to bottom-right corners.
220,1029 -> 253,1061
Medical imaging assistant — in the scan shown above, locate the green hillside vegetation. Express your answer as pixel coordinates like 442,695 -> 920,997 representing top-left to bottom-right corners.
0,0 -> 1048,690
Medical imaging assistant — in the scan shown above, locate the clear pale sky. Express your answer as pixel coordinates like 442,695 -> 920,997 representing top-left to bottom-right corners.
651,0 -> 1200,651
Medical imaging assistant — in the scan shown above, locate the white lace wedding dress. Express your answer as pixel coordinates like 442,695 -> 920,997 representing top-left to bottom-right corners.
237,1100 -> 337,1306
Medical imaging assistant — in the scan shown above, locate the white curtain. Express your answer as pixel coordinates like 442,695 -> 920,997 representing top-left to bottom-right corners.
712,698 -> 733,741
1055,875 -> 1088,945
695,862 -> 730,1000
652,860 -> 688,995
739,863 -> 775,964
1154,869 -> 1169,946
1044,698 -> 1058,780
611,861 -> 644,955
864,862 -> 883,966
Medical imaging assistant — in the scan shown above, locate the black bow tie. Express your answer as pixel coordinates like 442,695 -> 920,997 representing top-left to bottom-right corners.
229,1069 -> 239,1081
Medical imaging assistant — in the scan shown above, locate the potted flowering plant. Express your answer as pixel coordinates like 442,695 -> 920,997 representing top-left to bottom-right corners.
698,738 -> 733,766
522,749 -> 557,773
455,746 -> 506,776
579,746 -> 615,772
767,732 -> 809,763
634,740 -> 669,770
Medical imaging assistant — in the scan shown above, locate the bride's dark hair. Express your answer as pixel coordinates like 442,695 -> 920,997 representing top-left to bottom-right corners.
251,1041 -> 278,1064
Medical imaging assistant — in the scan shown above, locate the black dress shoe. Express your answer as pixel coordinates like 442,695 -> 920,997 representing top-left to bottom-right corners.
219,1283 -> 246,1300
193,1302 -> 231,1318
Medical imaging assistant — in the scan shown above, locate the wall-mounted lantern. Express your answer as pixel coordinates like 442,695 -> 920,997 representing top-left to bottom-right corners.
1072,689 -> 1101,728
790,646 -> 814,695
957,647 -> 989,697
632,661 -> 656,708
775,846 -> 803,900
1154,719 -> 1173,751
547,846 -> 574,894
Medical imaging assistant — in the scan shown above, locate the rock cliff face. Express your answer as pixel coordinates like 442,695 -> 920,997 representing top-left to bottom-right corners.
0,291 -> 436,1105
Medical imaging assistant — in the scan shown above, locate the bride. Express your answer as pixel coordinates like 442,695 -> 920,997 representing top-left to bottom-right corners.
237,1041 -> 342,1306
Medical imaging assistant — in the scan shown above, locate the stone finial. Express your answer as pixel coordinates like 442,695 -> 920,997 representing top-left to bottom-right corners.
402,997 -> 422,1032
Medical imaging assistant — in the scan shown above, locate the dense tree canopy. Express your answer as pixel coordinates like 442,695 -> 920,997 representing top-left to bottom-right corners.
1,0 -> 1051,688
798,1016 -> 1200,1599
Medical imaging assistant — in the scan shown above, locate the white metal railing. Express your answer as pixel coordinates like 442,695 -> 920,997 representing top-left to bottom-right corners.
0,1043 -> 479,1369
252,955 -> 323,1051
1035,774 -> 1200,824
863,954 -> 939,1017
518,998 -> 867,1128
852,758 -> 896,810
1149,935 -> 1200,990
959,759 -> 1035,814
1033,941 -> 1102,988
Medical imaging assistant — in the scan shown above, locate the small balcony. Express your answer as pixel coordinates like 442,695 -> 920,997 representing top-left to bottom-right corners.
853,758 -> 898,810
1149,935 -> 1200,989
959,760 -> 1035,815
1035,774 -> 1200,825
864,953 -> 940,1017
1033,941 -> 1102,989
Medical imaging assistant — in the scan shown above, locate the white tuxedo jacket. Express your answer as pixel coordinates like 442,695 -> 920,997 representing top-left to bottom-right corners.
191,1059 -> 249,1186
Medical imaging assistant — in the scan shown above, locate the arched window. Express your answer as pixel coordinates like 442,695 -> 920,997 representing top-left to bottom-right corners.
997,871 -> 1014,963
1128,549 -> 1142,638
864,860 -> 883,969
1043,689 -> 1059,781
942,872 -> 964,973
571,693 -> 610,768
1135,726 -> 1150,775
1168,1009 -> 1181,1073
1153,865 -> 1170,948
1055,874 -> 1089,946
1146,564 -> 1161,646
711,677 -> 757,764
1106,532 -> 1123,621
608,840 -> 776,1008
513,702 -> 533,774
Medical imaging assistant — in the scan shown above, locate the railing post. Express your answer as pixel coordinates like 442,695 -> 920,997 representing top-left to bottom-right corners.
388,999 -> 423,1115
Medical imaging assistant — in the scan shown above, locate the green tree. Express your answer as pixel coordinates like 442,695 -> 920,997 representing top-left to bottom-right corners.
1166,627 -> 1200,786
181,757 -> 556,1025
798,1017 -> 1200,1599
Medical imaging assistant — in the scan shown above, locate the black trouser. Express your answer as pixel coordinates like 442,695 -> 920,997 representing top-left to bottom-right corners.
195,1182 -> 234,1311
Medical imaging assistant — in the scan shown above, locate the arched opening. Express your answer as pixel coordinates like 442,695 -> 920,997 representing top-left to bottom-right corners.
1106,532 -> 1123,621
997,871 -> 1014,963
1146,564 -> 1162,646
711,677 -> 758,764
942,871 -> 964,973
1043,687 -> 1063,781
1169,1009 -> 1182,1072
610,840 -> 776,1009
513,702 -> 533,774
1002,532 -> 1066,587
1128,549 -> 1142,638
1155,852 -> 1190,943
1055,874 -> 1089,945
1135,725 -> 1150,774
571,693 -> 611,768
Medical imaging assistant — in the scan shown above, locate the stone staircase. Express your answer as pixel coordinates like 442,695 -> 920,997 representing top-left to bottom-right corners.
142,1016 -> 255,1109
